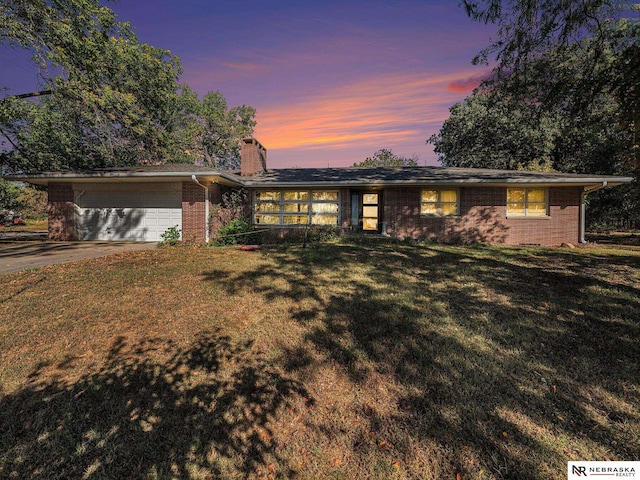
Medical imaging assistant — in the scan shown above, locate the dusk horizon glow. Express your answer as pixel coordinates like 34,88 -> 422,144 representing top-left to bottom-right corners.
0,1 -> 497,168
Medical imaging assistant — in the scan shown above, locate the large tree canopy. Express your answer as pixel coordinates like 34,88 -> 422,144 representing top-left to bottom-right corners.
0,0 -> 182,169
461,1 -> 632,64
487,2 -> 640,167
0,0 -> 255,171
429,41 -> 634,175
429,1 -> 639,228
165,87 -> 256,170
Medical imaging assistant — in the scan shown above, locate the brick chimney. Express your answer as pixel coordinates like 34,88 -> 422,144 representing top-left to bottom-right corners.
241,138 -> 267,176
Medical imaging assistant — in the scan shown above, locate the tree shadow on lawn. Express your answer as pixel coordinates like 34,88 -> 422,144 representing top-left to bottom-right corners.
203,243 -> 640,479
0,330 -> 312,479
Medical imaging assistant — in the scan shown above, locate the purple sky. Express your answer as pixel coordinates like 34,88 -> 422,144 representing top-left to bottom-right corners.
0,0 -> 497,168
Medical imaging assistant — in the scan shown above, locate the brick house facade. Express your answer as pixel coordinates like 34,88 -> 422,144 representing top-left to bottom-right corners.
6,138 -> 632,245
381,186 -> 581,245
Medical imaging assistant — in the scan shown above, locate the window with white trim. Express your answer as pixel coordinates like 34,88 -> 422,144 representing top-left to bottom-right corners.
420,189 -> 459,216
506,188 -> 548,216
254,190 -> 339,225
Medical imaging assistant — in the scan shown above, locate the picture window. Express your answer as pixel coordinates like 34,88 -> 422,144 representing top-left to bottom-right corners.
254,190 -> 339,225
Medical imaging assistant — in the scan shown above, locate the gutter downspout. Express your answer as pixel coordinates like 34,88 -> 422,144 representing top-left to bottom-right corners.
191,175 -> 210,242
580,181 -> 607,244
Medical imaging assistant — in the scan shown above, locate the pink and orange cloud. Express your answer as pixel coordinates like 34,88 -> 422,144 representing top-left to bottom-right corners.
114,1 -> 497,167
446,72 -> 490,93
252,69 -> 491,167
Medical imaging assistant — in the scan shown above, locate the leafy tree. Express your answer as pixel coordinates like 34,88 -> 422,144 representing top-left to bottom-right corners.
0,179 -> 22,210
0,178 -> 47,218
457,0 -> 639,169
0,0 -> 183,170
0,0 -> 255,171
460,1 -> 633,72
165,87 -> 256,169
429,78 -> 632,176
353,148 -> 418,167
429,1 -> 639,229
429,92 -> 558,171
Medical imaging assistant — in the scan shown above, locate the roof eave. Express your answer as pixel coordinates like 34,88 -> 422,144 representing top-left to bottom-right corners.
241,177 -> 634,188
5,170 -> 633,189
5,170 -> 244,186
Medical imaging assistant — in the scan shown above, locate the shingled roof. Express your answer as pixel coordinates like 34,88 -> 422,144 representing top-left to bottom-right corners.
240,166 -> 633,188
5,164 -> 633,188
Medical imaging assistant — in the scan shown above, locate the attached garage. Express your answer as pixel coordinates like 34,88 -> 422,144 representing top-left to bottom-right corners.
74,183 -> 183,241
4,164 -> 238,242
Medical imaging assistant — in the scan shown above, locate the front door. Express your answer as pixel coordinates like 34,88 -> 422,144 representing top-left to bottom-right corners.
351,191 -> 380,232
362,193 -> 379,231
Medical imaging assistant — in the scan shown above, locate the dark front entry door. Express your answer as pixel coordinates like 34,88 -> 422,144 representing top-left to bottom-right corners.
351,191 -> 380,232
362,193 -> 379,231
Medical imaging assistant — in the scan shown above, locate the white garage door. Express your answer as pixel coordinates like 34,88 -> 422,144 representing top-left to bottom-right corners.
75,184 -> 182,242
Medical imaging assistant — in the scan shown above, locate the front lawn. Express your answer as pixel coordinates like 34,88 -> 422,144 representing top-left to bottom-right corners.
1,241 -> 638,479
0,218 -> 48,233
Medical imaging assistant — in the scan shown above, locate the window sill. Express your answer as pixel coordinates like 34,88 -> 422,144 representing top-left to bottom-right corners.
506,215 -> 550,220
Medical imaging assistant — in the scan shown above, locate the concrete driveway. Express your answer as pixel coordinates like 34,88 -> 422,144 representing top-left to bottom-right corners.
0,240 -> 157,274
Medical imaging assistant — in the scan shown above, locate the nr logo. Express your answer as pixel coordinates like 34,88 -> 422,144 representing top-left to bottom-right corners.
572,465 -> 588,476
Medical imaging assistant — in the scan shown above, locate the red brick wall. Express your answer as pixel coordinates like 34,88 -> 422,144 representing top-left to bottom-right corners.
504,187 -> 581,245
339,187 -> 352,228
182,182 -> 207,242
241,138 -> 267,176
383,186 -> 581,246
47,183 -> 75,240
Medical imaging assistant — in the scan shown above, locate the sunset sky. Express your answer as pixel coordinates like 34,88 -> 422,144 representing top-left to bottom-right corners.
0,0 -> 497,168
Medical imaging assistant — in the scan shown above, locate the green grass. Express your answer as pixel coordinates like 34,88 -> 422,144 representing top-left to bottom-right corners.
0,218 -> 47,233
1,241 -> 638,479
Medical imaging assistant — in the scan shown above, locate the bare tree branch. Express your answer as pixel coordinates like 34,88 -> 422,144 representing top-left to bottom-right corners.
1,90 -> 53,101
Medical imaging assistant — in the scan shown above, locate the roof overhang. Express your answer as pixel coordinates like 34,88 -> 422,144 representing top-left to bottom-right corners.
5,170 -> 244,187
241,177 -> 634,189
4,168 -> 633,190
